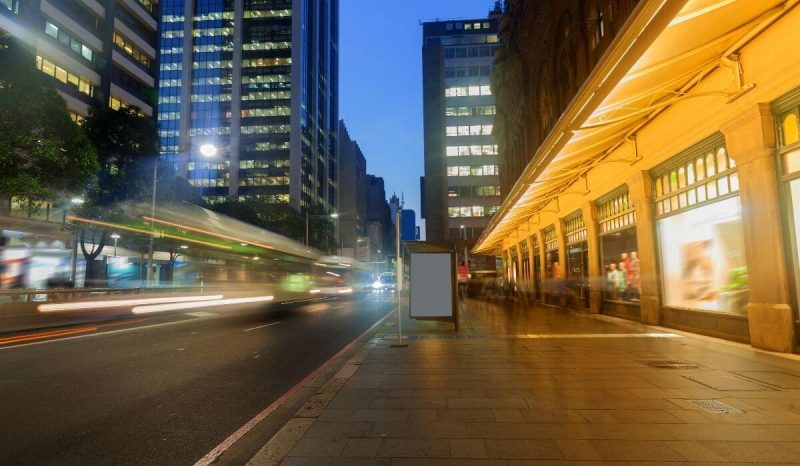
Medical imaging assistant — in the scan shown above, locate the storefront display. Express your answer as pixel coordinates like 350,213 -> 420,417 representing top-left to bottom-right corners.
653,137 -> 747,315
597,188 -> 639,303
774,90 -> 800,321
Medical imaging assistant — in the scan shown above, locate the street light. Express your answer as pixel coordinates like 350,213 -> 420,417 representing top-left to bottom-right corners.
70,197 -> 85,205
110,233 -> 120,257
147,143 -> 218,285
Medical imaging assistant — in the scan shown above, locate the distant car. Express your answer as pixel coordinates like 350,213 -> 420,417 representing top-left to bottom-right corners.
372,272 -> 397,292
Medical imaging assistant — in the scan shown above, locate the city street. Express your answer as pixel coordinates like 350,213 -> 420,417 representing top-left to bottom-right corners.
0,294 -> 394,465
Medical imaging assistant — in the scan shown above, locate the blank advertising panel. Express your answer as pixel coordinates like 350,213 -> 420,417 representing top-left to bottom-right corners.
409,253 -> 454,318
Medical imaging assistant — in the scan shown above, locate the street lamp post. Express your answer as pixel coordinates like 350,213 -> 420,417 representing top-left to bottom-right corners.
111,233 -> 120,257
146,143 -> 217,285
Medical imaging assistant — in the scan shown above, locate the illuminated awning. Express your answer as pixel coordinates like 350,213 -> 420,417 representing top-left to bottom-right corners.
474,0 -> 797,254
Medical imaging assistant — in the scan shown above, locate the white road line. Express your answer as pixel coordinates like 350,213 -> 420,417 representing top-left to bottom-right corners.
0,316 -> 221,351
331,305 -> 345,310
244,322 -> 280,332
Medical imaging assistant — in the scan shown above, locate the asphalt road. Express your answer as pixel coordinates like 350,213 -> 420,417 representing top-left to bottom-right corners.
0,294 -> 395,465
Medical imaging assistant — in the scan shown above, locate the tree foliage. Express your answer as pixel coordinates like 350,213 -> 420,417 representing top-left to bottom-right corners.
0,32 -> 98,206
211,199 -> 336,252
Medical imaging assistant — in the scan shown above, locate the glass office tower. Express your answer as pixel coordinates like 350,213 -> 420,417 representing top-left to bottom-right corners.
157,0 -> 338,209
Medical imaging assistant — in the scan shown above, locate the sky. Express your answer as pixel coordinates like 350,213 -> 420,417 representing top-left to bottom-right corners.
339,0 -> 498,239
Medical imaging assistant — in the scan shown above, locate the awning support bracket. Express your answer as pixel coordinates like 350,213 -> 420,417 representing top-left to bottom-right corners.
721,53 -> 755,103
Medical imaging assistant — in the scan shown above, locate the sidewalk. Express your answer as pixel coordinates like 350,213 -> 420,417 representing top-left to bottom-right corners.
249,298 -> 800,465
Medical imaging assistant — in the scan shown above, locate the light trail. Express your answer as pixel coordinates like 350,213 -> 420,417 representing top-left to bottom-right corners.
132,295 -> 274,314
66,215 -> 233,250
38,295 -> 224,313
143,216 -> 276,251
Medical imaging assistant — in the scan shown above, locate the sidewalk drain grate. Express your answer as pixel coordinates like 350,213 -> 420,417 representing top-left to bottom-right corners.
687,399 -> 743,414
645,360 -> 701,370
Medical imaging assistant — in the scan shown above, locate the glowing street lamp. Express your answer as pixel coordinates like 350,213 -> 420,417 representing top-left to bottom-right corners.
199,143 -> 218,158
110,233 -> 120,257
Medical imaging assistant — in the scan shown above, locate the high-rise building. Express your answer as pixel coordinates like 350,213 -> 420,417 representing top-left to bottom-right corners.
157,0 -> 339,209
421,7 -> 502,247
366,174 -> 390,264
1,0 -> 159,121
338,120 -> 367,256
400,209 -> 415,242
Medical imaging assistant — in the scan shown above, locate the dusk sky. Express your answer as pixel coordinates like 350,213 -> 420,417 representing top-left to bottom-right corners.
340,0 -> 498,239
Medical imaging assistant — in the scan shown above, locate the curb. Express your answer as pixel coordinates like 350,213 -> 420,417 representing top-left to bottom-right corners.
245,318 -> 393,466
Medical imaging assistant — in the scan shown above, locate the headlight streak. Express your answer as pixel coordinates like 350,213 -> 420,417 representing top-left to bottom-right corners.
38,295 -> 224,313
132,295 -> 274,314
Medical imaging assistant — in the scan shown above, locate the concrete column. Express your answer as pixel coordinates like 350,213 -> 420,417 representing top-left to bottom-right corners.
554,219 -> 567,308
582,202 -> 602,314
721,104 -> 796,353
627,171 -> 660,325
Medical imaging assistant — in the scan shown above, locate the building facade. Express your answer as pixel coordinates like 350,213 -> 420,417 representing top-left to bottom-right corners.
157,0 -> 338,209
366,174 -> 390,265
337,120 -> 367,258
421,8 -> 502,248
1,0 -> 159,121
400,209 -> 415,242
478,0 -> 800,353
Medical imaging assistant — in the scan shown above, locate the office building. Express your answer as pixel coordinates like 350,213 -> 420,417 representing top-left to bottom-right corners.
421,6 -> 502,268
366,174 -> 390,264
400,209 -> 415,241
338,120 -> 367,258
157,0 -> 339,209
1,0 -> 159,121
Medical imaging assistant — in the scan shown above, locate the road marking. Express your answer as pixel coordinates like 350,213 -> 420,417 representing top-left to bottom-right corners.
244,322 -> 280,332
331,305 -> 345,310
0,315 -> 218,351
0,326 -> 98,346
194,308 -> 396,466
185,312 -> 219,318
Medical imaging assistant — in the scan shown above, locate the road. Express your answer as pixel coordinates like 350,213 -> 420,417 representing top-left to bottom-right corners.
0,294 -> 395,465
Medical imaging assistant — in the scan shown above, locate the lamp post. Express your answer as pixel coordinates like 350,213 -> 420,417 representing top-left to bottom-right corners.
110,233 -> 120,257
146,143 -> 218,285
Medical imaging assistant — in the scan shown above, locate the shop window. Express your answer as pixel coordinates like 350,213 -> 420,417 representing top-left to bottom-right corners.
531,234 -> 542,299
597,187 -> 639,303
652,135 -> 747,315
543,225 -> 560,280
519,240 -> 530,281
563,210 -> 588,307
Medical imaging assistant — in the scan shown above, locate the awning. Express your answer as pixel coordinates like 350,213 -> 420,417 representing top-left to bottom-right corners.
474,0 -> 797,254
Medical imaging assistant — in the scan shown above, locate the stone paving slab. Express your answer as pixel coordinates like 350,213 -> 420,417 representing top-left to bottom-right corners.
253,299 -> 800,464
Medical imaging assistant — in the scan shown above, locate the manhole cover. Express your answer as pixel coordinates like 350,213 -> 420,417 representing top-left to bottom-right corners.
687,399 -> 743,414
645,360 -> 701,370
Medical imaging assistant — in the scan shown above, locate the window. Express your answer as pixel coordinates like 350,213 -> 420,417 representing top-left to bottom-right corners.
597,187 -> 639,302
653,135 -> 746,314
44,21 -> 93,62
543,225 -> 560,281
35,55 -> 93,97
114,32 -> 150,68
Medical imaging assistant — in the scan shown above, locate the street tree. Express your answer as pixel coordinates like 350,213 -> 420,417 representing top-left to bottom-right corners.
0,32 -> 98,210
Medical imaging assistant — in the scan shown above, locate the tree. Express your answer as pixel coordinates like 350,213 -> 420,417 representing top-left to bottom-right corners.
0,32 -> 98,208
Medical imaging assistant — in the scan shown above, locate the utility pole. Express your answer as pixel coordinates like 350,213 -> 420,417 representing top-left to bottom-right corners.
392,201 -> 407,348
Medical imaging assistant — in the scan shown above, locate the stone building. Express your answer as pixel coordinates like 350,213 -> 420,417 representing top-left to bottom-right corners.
477,0 -> 800,353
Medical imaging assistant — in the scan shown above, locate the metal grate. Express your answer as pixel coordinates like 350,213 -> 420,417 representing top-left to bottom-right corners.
645,360 -> 701,370
687,399 -> 743,414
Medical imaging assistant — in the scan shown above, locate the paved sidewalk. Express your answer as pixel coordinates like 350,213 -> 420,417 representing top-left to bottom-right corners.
250,299 -> 800,465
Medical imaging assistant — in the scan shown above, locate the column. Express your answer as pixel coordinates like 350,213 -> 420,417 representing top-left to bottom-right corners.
721,104 -> 796,353
535,228 -> 546,303
582,202 -> 602,314
627,171 -> 660,325
554,219 -> 567,308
